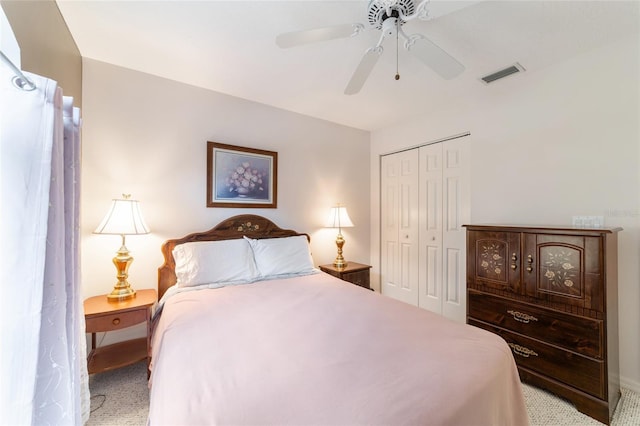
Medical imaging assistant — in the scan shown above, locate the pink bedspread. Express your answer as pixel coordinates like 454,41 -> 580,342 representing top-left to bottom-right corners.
149,272 -> 529,425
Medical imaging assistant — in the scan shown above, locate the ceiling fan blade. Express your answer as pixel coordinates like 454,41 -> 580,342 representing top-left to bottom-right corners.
344,47 -> 383,95
276,23 -> 364,48
405,35 -> 465,79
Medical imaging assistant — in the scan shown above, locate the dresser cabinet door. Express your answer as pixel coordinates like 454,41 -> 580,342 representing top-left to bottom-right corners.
523,233 -> 603,311
467,230 -> 522,295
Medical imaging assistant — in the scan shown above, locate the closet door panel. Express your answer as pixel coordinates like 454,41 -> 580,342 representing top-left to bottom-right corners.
381,156 -> 399,296
398,150 -> 419,306
419,144 -> 442,312
444,247 -> 462,308
441,138 -> 470,322
381,150 -> 419,306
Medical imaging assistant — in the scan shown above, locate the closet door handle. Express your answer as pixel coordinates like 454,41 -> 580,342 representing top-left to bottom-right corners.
526,254 -> 534,273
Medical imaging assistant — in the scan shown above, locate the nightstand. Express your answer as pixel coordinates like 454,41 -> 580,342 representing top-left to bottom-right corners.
84,288 -> 157,375
319,262 -> 372,290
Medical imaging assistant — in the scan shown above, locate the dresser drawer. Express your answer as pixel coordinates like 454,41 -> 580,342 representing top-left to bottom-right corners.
469,319 -> 605,399
85,309 -> 147,333
468,291 -> 603,359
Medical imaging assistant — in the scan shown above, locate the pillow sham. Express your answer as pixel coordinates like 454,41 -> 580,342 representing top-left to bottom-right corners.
172,238 -> 259,288
245,235 -> 315,278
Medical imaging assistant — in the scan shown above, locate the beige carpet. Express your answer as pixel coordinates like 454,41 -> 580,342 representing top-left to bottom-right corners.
88,361 -> 640,425
522,383 -> 640,425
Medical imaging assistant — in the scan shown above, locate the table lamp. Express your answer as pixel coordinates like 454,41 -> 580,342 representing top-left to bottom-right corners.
94,194 -> 150,302
326,204 -> 354,269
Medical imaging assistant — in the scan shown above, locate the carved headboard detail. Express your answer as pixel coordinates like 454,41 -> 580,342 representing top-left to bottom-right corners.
157,214 -> 309,298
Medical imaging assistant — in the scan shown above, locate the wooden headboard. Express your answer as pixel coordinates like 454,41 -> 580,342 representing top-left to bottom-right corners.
157,214 -> 309,298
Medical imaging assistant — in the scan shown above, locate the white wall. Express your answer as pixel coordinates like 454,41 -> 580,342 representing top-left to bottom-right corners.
370,35 -> 640,391
80,59 -> 370,342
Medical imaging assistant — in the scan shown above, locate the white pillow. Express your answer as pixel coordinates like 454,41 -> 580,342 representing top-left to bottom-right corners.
172,239 -> 259,288
245,235 -> 315,278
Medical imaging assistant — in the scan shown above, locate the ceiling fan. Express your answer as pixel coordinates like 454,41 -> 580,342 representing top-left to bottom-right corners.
276,0 -> 465,95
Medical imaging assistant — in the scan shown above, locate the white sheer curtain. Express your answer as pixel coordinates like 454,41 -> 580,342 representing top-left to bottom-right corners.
0,65 -> 89,424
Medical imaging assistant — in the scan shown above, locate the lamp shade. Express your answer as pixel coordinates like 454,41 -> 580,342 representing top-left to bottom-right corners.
94,196 -> 150,235
326,206 -> 354,229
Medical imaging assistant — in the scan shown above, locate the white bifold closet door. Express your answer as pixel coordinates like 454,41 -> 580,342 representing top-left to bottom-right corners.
381,149 -> 420,306
381,136 -> 470,322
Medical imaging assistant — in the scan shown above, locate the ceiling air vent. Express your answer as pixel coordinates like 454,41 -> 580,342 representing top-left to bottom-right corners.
480,63 -> 525,84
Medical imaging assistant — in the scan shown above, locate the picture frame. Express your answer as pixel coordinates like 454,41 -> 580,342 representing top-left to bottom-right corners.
207,141 -> 278,208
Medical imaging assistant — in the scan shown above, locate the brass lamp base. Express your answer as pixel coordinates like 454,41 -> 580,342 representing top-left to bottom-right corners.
107,286 -> 136,302
333,258 -> 348,269
107,239 -> 137,302
333,232 -> 348,270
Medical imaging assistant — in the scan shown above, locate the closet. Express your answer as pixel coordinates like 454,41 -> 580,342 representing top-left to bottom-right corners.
381,135 -> 470,322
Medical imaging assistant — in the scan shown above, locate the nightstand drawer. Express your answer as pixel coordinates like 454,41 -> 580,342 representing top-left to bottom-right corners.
85,309 -> 147,333
319,262 -> 372,290
342,270 -> 370,288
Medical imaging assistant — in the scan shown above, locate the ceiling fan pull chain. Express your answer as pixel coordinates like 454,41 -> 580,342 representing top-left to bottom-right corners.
395,17 -> 400,80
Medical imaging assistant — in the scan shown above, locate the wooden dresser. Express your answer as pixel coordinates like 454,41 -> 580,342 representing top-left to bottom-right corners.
465,224 -> 621,424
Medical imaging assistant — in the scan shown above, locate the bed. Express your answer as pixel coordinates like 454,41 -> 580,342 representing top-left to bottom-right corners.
149,214 -> 529,425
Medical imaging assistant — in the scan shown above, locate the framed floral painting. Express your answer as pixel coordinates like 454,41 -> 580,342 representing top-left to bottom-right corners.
207,142 -> 278,208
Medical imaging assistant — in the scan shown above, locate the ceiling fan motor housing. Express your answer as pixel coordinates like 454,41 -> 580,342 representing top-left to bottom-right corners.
382,17 -> 399,36
367,0 -> 416,29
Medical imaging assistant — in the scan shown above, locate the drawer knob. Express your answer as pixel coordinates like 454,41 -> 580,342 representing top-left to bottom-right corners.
507,309 -> 538,324
112,318 -> 121,326
508,343 -> 539,358
526,254 -> 534,273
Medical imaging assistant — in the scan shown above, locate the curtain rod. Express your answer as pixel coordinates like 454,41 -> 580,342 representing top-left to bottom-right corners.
0,49 -> 36,91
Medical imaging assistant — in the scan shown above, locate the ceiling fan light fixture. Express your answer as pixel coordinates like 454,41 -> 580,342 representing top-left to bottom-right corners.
368,0 -> 415,29
382,16 -> 399,36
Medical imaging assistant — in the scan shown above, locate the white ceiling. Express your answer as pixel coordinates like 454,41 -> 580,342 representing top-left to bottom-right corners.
56,0 -> 639,131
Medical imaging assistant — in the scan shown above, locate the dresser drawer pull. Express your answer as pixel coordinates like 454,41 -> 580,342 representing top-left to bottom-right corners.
508,343 -> 539,358
507,309 -> 538,324
526,254 -> 534,273
112,318 -> 121,326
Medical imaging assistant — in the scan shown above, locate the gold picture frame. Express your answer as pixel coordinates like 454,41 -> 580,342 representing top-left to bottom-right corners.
206,142 -> 278,208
